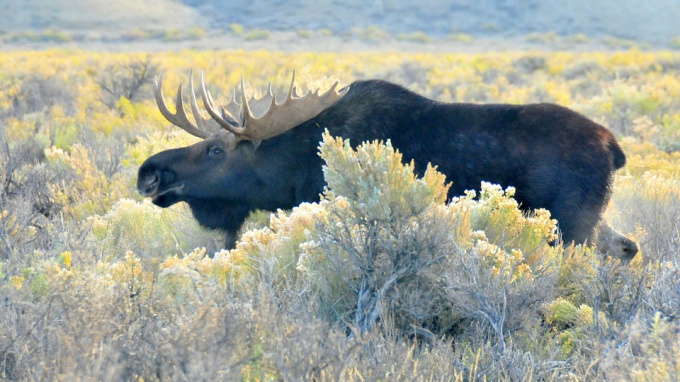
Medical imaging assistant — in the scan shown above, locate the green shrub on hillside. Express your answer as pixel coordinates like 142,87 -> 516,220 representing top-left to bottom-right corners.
244,29 -> 270,41
397,31 -> 431,43
353,25 -> 390,42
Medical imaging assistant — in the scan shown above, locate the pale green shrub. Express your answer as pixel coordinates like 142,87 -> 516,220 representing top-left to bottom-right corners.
448,33 -> 474,43
583,79 -> 661,136
293,133 -> 562,351
526,31 -> 559,44
88,198 -> 221,260
45,144 -> 130,220
611,162 -> 680,262
642,114 -> 680,152
244,29 -> 270,41
7,74 -> 76,118
600,313 -> 680,381
397,31 -> 431,43
353,26 -> 390,42
303,132 -> 450,332
228,23 -> 245,36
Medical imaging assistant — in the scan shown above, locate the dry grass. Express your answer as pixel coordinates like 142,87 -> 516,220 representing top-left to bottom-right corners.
1,50 -> 680,380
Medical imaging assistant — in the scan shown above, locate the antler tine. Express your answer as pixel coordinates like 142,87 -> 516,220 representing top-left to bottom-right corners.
327,81 -> 339,93
193,70 -> 346,142
286,70 -> 296,101
322,81 -> 341,99
188,69 -> 213,131
240,76 -> 255,122
200,71 -> 244,135
236,71 -> 347,141
154,70 -> 210,139
189,70 -> 240,131
230,88 -> 238,105
269,90 -> 278,110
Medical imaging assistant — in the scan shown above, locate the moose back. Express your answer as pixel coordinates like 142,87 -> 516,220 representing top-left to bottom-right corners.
138,72 -> 626,249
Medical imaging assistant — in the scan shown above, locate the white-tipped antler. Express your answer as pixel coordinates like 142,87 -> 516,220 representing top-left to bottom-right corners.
154,69 -> 347,143
154,70 -> 212,139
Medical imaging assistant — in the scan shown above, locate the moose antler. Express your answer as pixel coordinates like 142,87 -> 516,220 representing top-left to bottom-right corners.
154,70 -> 212,139
200,71 -> 346,141
155,70 -> 347,143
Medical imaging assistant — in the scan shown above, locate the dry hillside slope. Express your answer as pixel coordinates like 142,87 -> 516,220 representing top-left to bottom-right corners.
2,0 -> 680,46
0,0 -> 200,33
200,0 -> 680,44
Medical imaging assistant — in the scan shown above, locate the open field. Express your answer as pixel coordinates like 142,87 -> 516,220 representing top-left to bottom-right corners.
1,49 -> 680,380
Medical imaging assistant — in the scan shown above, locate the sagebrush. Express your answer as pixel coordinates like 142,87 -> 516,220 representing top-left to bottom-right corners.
1,50 -> 679,381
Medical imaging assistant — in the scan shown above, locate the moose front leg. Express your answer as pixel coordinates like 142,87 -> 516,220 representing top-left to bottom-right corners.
224,229 -> 239,250
186,200 -> 251,250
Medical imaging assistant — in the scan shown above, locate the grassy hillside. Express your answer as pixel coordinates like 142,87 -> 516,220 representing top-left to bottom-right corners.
3,0 -> 680,48
0,0 -> 200,33
194,0 -> 680,44
0,49 -> 679,380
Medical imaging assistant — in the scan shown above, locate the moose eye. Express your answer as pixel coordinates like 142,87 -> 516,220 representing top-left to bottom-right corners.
208,146 -> 224,158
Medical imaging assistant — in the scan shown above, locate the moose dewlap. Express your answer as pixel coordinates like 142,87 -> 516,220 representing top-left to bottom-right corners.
138,71 -> 626,249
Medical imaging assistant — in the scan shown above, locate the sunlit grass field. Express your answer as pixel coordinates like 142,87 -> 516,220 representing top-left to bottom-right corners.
1,49 -> 680,380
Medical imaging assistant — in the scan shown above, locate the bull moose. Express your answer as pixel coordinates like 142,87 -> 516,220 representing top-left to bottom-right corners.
138,71 -> 629,251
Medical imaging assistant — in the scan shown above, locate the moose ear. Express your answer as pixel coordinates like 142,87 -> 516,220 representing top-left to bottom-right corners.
235,140 -> 258,156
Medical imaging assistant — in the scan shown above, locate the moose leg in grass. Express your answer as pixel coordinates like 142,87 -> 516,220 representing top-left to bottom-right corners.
138,70 -> 631,252
596,221 -> 639,261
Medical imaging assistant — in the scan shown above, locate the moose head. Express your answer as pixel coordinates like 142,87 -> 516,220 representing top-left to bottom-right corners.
137,71 -> 347,247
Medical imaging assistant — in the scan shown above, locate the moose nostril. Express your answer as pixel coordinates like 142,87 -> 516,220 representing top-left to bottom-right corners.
148,177 -> 158,191
623,242 -> 639,258
140,174 -> 159,195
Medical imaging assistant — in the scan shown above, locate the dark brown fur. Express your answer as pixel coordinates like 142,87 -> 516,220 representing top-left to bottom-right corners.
138,79 -> 626,248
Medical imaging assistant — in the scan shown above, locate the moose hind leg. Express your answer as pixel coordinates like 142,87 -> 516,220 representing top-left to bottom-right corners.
550,177 -> 612,246
553,206 -> 602,245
